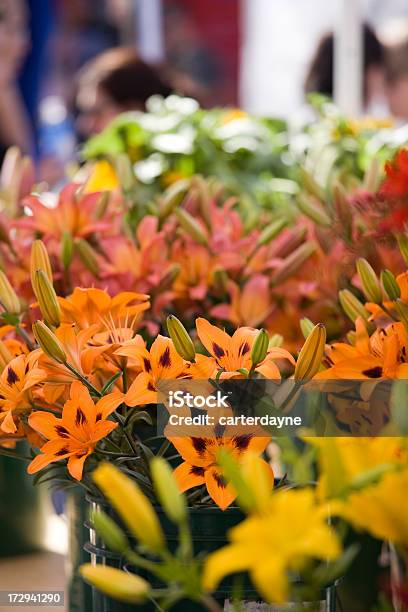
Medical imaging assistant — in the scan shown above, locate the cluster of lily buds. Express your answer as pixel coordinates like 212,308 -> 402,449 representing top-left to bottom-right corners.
0,156 -> 328,345
298,162 -> 405,262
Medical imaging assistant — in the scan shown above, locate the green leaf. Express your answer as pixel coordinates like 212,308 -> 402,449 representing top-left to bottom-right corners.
101,371 -> 123,395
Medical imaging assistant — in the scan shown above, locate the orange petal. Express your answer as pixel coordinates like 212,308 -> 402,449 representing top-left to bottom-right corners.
167,436 -> 213,467
27,453 -> 57,474
205,466 -> 237,510
28,411 -> 60,440
196,318 -> 231,361
67,451 -> 91,480
96,392 -> 124,417
172,461 -> 206,493
124,373 -> 157,406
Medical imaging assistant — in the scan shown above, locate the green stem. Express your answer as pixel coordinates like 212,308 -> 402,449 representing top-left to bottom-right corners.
113,412 -> 140,457
64,363 -> 102,397
96,449 -> 139,459
199,595 -> 224,612
278,381 -> 302,413
157,439 -> 171,457
381,304 -> 399,321
16,325 -> 35,351
0,449 -> 31,461
178,521 -> 192,561
122,367 -> 128,394
124,549 -> 161,574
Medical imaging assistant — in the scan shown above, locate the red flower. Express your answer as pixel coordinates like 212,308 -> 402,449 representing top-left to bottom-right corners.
378,205 -> 408,233
380,149 -> 408,199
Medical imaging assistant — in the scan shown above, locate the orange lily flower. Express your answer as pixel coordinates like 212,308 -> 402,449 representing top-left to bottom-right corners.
38,324 -> 109,402
101,216 -> 171,293
20,183 -> 115,240
169,434 -> 272,510
211,275 -> 272,328
0,353 -> 46,433
28,381 -> 118,480
0,420 -> 44,449
171,242 -> 213,302
316,319 -> 408,380
115,335 -> 190,402
366,271 -> 408,322
0,325 -> 28,358
58,287 -> 150,331
196,318 -> 294,378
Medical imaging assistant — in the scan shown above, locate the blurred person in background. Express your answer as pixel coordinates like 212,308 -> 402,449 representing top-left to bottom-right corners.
385,42 -> 408,121
164,3 -> 221,107
19,0 -> 55,155
304,24 -> 386,114
0,0 -> 32,160
76,47 -> 172,137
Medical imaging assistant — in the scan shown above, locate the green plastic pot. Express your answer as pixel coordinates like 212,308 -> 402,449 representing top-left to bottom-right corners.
337,530 -> 384,611
85,499 -> 254,612
0,454 -> 47,557
84,496 -> 337,612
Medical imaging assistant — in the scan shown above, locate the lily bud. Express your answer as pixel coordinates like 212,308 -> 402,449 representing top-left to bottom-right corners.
0,220 -> 11,246
0,271 -> 21,314
381,270 -> 401,301
339,289 -> 369,323
61,232 -> 73,270
346,331 -> 356,345
92,462 -> 164,553
251,329 -> 269,367
395,299 -> 408,332
114,153 -> 134,191
212,267 -> 229,294
30,240 -> 52,291
271,242 -> 316,286
34,270 -> 61,328
33,321 -> 67,364
363,157 -> 381,192
299,166 -> 326,202
294,323 -> 326,381
151,457 -> 187,524
80,565 -> 150,605
156,264 -> 180,292
257,219 -> 287,247
196,175 -> 212,227
397,234 -> 408,267
216,448 -> 257,514
356,258 -> 382,304
241,452 -> 274,513
298,196 -> 331,227
332,181 -> 352,237
0,340 -> 12,371
95,191 -> 110,219
175,208 -> 208,245
90,510 -> 129,555
300,317 -> 315,339
166,315 -> 195,362
269,334 -> 283,348
272,226 -> 307,259
75,239 -> 100,277
159,178 -> 190,220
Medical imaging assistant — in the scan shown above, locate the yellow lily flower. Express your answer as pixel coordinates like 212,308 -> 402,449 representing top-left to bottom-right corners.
203,488 -> 341,604
332,467 -> 408,547
84,160 -> 119,193
309,437 -> 407,500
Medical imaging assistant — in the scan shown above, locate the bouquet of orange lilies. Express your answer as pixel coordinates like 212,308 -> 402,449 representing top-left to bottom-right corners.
0,236 -> 314,510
